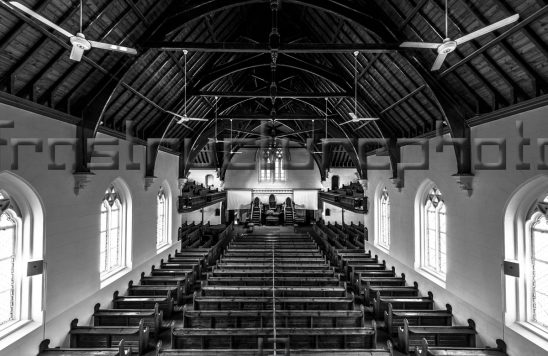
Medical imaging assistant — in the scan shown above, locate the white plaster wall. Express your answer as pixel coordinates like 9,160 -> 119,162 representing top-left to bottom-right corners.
364,105 -> 548,355
0,104 -> 181,355
224,148 -> 322,190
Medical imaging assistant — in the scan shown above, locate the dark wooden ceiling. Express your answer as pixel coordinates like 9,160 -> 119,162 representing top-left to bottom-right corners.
0,0 -> 547,172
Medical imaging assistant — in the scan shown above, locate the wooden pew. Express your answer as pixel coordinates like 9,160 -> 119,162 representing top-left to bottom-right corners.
398,318 -> 477,353
127,280 -> 183,305
69,319 -> 149,356
364,282 -> 420,301
171,324 -> 377,350
139,272 -> 191,295
113,291 -> 174,318
356,273 -> 406,292
200,285 -> 347,298
384,303 -> 453,336
415,338 -> 507,356
373,291 -> 434,320
92,303 -> 163,338
204,276 -> 342,287
209,269 -> 338,278
193,292 -> 356,311
182,305 -> 366,328
38,339 -> 131,356
155,340 -> 395,355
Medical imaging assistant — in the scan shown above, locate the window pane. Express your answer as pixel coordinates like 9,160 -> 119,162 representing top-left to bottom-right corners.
0,212 -> 16,325
439,205 -> 447,274
533,216 -> 548,328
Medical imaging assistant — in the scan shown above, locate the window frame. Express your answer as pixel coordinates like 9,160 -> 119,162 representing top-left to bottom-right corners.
156,188 -> 170,251
99,181 -> 132,288
0,208 -> 22,333
376,187 -> 391,252
415,184 -> 447,287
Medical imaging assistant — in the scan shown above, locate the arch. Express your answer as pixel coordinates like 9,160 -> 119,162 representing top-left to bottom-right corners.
503,175 -> 548,333
0,171 -> 45,338
269,194 -> 277,209
156,0 -> 393,42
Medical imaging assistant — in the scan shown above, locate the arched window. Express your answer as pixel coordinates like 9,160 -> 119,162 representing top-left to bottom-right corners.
376,187 -> 390,250
528,198 -> 548,329
156,188 -> 169,250
0,172 -> 44,344
0,199 -> 19,327
420,186 -> 446,279
100,181 -> 131,284
259,147 -> 286,182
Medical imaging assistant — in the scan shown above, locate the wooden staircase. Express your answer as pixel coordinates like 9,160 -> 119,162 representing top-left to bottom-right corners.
284,197 -> 294,225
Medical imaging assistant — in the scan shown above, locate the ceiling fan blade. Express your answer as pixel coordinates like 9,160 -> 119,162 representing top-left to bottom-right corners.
9,1 -> 73,38
89,40 -> 138,55
356,122 -> 370,130
187,118 -> 208,122
70,45 -> 85,62
400,41 -> 440,49
456,14 -> 519,45
431,52 -> 448,71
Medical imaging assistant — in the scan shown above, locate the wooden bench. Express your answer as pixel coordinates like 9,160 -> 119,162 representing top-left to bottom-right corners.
171,325 -> 377,350
209,269 -> 337,278
415,338 -> 507,356
398,318 -> 477,353
204,276 -> 342,287
113,291 -> 174,318
215,263 -> 331,271
93,302 -> 163,337
200,285 -> 347,298
364,282 -> 419,301
384,303 -> 453,335
155,340 -> 394,355
193,293 -> 356,311
373,292 -> 434,319
38,339 -> 131,356
69,319 -> 149,356
127,280 -> 183,305
357,274 -> 406,292
182,306 -> 366,328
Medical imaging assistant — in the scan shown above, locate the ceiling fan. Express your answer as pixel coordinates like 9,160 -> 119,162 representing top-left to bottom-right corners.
9,1 -> 137,62
172,50 -> 209,125
342,52 -> 379,125
400,0 -> 519,71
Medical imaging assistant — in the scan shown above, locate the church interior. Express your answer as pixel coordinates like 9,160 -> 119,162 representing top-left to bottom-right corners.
0,0 -> 547,355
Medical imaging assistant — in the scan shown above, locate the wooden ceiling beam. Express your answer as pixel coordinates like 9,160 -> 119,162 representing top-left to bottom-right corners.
196,91 -> 352,98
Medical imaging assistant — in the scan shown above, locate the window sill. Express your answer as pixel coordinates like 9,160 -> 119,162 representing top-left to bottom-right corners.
156,243 -> 171,254
508,322 -> 548,350
417,267 -> 446,289
374,244 -> 390,255
0,320 -> 41,350
100,267 -> 130,289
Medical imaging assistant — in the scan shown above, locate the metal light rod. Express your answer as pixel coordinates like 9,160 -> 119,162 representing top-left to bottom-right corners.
144,42 -> 404,53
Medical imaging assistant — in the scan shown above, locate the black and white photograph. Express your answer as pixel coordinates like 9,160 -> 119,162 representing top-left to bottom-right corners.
0,0 -> 546,355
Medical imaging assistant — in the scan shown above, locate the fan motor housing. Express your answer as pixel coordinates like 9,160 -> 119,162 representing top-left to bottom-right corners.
438,39 -> 458,54
70,33 -> 92,51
